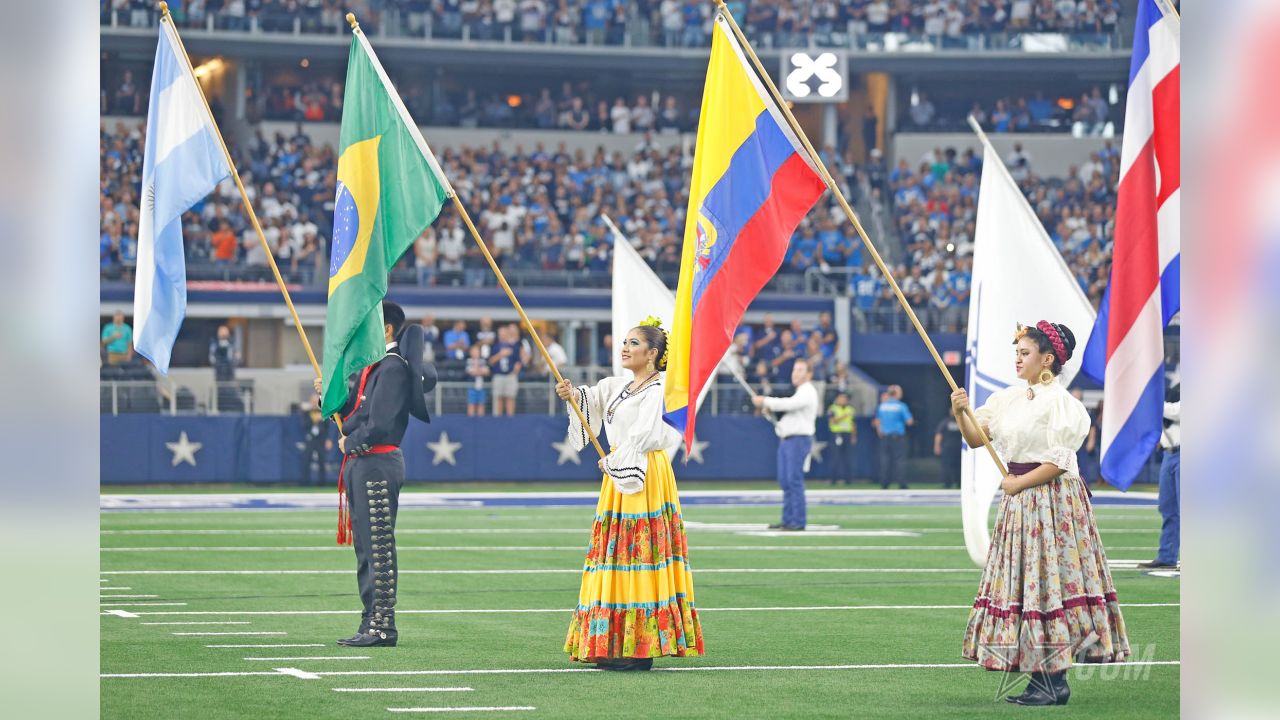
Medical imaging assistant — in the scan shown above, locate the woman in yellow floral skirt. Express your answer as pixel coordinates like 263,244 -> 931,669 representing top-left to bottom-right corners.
554,318 -> 705,671
952,321 -> 1129,705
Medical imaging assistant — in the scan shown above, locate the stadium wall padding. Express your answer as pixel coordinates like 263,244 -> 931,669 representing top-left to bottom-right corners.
100,415 -> 881,484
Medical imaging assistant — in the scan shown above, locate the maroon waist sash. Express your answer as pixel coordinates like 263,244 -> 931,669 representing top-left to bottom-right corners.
1005,461 -> 1091,498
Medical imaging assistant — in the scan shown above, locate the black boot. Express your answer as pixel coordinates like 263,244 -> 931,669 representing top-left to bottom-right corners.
1050,671 -> 1070,705
1008,670 -> 1068,706
599,657 -> 653,671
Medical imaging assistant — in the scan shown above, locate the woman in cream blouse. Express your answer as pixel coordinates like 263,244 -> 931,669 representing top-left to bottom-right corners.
951,321 -> 1130,706
554,317 -> 705,671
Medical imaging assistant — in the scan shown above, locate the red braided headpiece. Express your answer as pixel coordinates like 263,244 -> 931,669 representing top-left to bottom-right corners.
1036,320 -> 1068,364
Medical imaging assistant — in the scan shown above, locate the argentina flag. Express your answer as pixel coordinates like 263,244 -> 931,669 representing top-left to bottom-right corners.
132,17 -> 230,373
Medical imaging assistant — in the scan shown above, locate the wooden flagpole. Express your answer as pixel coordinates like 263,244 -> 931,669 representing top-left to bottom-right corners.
346,13 -> 606,459
712,0 -> 1006,477
157,2 -> 342,431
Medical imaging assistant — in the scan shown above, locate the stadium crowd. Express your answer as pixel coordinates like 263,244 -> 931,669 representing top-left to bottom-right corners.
103,0 -> 1128,48
101,113 -> 1117,334
254,78 -> 699,133
904,86 -> 1118,135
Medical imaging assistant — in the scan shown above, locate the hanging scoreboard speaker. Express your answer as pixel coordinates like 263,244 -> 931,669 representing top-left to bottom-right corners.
780,51 -> 848,103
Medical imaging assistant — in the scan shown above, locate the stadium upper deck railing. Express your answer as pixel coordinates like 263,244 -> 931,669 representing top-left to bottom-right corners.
102,262 -> 818,295
101,8 -> 1126,52
100,367 -> 789,418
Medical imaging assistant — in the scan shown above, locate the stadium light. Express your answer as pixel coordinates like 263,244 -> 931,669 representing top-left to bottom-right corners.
192,57 -> 224,81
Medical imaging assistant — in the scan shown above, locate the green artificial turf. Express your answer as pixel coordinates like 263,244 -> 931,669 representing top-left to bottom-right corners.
101,501 -> 1178,718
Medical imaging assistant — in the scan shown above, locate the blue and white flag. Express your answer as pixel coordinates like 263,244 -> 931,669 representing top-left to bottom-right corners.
960,125 -> 1096,566
133,18 -> 230,373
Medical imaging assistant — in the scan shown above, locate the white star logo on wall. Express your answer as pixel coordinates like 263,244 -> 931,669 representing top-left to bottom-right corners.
426,431 -> 463,466
551,438 -> 582,466
680,436 -> 710,464
165,431 -> 203,467
808,440 -> 828,463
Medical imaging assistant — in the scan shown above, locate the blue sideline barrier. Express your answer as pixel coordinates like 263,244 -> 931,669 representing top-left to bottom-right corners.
100,415 -> 881,484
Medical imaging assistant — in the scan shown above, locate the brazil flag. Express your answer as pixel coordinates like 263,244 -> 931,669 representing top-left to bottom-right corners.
320,33 -> 448,416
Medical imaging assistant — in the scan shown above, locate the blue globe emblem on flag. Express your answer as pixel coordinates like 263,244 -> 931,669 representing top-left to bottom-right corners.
330,180 -> 359,277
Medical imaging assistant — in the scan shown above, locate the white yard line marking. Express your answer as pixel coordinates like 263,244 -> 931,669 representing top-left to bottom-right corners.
102,528 -> 587,535
738,531 -> 922,538
387,708 -> 535,714
100,594 -> 159,598
101,545 -> 981,552
100,602 -> 187,607
140,617 -> 252,622
206,644 -> 325,648
171,631 -> 287,636
333,688 -> 473,693
275,668 -> 321,680
102,671 -> 284,678
244,656 -> 370,662
102,660 -> 1181,680
98,567 -> 984,576
104,609 -> 139,619
111,603 -> 1182,618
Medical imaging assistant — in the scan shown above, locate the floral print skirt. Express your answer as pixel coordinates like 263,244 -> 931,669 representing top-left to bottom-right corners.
963,473 -> 1130,672
564,449 -> 705,661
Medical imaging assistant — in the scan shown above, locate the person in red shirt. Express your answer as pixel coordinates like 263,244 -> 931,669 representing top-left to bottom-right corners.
210,220 -> 238,263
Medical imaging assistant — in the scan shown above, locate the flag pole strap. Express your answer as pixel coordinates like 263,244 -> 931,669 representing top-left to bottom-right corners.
713,0 -> 1005,476
158,2 -> 342,432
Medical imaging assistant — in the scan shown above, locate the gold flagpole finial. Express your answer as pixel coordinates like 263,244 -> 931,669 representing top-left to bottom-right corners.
158,1 -> 170,16
346,12 -> 359,29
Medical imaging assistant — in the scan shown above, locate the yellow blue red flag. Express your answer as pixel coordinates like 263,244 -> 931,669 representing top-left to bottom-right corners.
664,13 -> 827,448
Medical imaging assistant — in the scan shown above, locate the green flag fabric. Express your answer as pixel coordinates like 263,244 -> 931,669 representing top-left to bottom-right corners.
320,33 -> 448,416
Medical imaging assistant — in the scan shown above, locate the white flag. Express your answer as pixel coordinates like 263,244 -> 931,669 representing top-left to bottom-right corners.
962,123 -> 1096,567
604,216 -> 719,410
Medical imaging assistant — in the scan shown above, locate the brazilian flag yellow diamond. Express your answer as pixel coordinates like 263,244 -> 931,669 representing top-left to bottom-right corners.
320,35 -> 447,417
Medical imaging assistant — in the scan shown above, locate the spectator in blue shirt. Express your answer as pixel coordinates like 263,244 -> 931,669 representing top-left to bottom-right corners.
812,311 -> 837,358
489,323 -> 524,416
873,385 -> 914,489
443,320 -> 471,361
851,268 -> 881,314
929,274 -> 955,331
817,222 -> 847,267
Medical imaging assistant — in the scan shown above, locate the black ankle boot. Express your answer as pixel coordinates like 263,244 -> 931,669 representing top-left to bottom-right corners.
1050,670 -> 1070,705
1007,671 -> 1054,705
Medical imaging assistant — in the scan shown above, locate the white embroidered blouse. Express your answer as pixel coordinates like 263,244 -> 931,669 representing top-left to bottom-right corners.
973,377 -> 1091,479
565,374 -> 682,494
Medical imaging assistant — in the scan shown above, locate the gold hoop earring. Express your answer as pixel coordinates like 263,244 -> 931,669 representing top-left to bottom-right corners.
1039,368 -> 1054,385
646,360 -> 655,374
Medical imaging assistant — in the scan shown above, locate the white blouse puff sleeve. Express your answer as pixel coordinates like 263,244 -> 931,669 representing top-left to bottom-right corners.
1033,386 -> 1091,478
566,376 -> 679,495
565,377 -> 617,454
971,382 -> 1090,479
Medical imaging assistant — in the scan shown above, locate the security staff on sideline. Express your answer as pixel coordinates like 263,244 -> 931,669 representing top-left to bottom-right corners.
753,358 -> 820,531
827,392 -> 857,485
315,301 -> 435,647
873,385 -> 914,489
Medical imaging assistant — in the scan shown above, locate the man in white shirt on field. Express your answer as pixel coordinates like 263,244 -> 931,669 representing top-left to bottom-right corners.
753,358 -> 820,531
